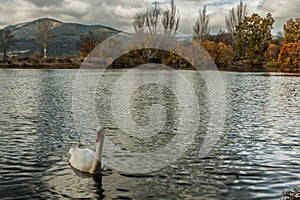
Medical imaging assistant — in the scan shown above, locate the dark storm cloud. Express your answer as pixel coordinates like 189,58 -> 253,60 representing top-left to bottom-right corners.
25,0 -> 63,7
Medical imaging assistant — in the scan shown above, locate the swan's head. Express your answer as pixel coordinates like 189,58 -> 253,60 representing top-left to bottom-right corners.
96,126 -> 104,133
96,127 -> 105,142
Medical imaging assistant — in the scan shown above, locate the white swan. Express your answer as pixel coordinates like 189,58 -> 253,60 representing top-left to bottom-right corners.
69,127 -> 105,174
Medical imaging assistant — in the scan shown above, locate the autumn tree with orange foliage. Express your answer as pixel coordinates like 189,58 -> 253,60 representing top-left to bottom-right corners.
201,40 -> 234,67
278,42 -> 300,67
277,18 -> 300,67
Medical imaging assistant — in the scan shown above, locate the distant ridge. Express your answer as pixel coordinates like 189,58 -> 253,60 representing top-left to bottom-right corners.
4,18 -> 121,57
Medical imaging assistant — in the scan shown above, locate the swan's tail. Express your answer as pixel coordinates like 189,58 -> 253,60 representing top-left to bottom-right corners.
69,147 -> 76,154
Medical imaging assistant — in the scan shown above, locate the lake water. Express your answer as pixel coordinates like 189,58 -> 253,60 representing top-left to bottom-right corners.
0,69 -> 299,199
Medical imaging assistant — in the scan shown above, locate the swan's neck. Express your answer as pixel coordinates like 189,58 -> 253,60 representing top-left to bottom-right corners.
91,134 -> 104,174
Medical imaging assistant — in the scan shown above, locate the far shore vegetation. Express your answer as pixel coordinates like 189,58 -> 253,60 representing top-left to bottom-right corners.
0,0 -> 299,73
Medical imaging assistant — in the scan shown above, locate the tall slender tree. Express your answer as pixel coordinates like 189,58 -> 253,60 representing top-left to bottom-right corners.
133,0 -> 181,37
193,6 -> 210,42
225,0 -> 247,36
0,29 -> 15,60
131,1 -> 181,63
145,3 -> 161,35
36,19 -> 53,58
161,0 -> 180,37
133,12 -> 146,34
225,0 -> 247,57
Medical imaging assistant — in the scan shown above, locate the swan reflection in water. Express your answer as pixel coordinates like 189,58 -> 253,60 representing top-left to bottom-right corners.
70,165 -> 104,198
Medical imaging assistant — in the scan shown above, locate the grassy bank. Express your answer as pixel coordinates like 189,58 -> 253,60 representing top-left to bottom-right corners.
0,57 -> 82,69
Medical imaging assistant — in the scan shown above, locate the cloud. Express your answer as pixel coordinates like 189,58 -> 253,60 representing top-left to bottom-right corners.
256,0 -> 300,18
0,0 -> 299,34
244,0 -> 300,33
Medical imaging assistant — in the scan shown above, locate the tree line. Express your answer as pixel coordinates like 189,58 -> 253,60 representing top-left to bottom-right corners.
0,1 -> 299,69
0,18 -> 108,61
0,19 -> 53,60
125,0 -> 300,68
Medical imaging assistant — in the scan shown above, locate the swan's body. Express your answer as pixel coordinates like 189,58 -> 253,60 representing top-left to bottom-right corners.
69,127 -> 105,174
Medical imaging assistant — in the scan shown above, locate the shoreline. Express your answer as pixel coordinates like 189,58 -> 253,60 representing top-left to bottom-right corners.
0,59 -> 299,74
218,66 -> 300,74
1,65 -> 299,74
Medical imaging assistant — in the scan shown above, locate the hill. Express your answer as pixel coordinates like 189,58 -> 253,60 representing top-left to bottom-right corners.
4,18 -> 121,57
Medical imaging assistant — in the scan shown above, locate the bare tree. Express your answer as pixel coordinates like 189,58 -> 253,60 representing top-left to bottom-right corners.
0,29 -> 15,60
145,3 -> 161,35
79,31 -> 107,58
161,0 -> 180,37
133,12 -> 146,33
193,6 -> 210,42
36,19 -> 53,58
225,0 -> 247,57
225,0 -> 247,40
133,1 -> 181,37
131,1 -> 181,62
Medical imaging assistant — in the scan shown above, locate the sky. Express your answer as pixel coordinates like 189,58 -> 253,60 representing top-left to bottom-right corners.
0,0 -> 299,35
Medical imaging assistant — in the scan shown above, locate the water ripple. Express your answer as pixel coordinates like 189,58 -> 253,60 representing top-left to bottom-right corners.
0,69 -> 299,199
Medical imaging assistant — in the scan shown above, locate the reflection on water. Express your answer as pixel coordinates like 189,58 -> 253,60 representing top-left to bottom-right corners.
0,69 -> 299,199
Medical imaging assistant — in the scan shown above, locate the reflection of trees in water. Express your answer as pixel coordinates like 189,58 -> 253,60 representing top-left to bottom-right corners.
128,83 -> 179,151
34,70 -> 78,163
95,70 -> 211,153
32,70 -> 93,198
0,70 -> 48,198
0,70 -> 81,198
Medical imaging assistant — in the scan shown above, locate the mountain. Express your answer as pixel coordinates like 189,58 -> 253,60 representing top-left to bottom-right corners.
5,18 -> 121,57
